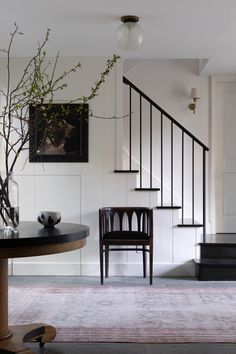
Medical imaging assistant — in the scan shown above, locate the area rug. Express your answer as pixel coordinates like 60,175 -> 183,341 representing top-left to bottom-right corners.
9,285 -> 236,343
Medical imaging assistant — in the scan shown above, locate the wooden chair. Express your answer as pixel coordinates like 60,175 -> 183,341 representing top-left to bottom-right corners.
99,207 -> 153,285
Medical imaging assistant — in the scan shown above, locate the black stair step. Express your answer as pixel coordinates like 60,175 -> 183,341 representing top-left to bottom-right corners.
178,219 -> 203,227
156,204 -> 181,210
114,170 -> 139,173
200,233 -> 236,244
135,188 -> 160,191
200,244 -> 236,260
194,258 -> 236,281
195,258 -> 236,266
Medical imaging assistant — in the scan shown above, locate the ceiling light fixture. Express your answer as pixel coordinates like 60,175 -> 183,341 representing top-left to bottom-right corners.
116,15 -> 144,50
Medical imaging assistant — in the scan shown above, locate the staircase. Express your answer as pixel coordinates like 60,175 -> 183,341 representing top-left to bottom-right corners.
195,234 -> 236,280
116,76 -> 209,238
113,76 -> 236,280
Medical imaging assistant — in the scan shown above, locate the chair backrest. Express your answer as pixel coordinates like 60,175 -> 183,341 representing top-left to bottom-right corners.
99,207 -> 153,237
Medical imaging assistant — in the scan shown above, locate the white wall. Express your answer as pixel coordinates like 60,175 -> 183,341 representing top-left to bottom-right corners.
122,59 -> 211,275
0,57 -> 125,275
211,77 -> 236,233
124,59 -> 210,146
0,57 -> 211,277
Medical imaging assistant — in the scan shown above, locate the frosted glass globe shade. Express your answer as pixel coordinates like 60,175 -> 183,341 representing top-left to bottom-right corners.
116,21 -> 144,50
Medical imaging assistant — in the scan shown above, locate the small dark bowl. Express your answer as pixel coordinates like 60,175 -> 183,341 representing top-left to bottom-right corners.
37,211 -> 61,228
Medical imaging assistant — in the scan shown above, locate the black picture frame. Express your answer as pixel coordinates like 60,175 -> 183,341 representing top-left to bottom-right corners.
29,103 -> 89,162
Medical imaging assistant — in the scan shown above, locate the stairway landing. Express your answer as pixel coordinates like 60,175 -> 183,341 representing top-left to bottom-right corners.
195,233 -> 236,280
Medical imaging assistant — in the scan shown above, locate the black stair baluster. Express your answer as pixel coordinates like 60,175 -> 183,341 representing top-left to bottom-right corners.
192,140 -> 195,224
129,86 -> 132,170
140,95 -> 142,188
203,149 -> 206,242
182,131 -> 184,224
161,113 -> 163,206
171,122 -> 173,206
150,103 -> 153,189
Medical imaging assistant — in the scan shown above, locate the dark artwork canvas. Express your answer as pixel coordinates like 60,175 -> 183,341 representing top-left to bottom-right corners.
29,103 -> 88,162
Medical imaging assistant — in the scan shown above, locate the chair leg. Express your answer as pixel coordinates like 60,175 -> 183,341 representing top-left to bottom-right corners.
100,243 -> 104,285
142,246 -> 146,278
149,245 -> 153,285
105,246 -> 109,278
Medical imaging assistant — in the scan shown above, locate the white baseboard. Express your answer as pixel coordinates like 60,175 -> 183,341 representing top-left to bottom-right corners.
13,262 -> 81,276
12,261 -> 195,277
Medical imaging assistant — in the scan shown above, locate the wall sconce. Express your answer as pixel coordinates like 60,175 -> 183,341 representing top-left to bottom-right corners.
189,88 -> 200,114
116,15 -> 144,50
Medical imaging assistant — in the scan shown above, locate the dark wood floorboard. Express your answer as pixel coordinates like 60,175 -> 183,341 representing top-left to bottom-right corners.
27,342 -> 236,354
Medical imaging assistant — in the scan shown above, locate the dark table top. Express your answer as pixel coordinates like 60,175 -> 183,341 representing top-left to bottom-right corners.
0,221 -> 89,248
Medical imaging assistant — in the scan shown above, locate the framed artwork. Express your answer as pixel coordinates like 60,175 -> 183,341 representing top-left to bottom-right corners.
29,103 -> 89,162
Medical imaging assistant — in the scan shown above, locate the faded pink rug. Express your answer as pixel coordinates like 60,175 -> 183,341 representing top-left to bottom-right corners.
9,285 -> 236,343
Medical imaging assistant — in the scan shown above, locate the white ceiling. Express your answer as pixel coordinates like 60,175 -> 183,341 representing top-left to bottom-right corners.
1,0 -> 236,74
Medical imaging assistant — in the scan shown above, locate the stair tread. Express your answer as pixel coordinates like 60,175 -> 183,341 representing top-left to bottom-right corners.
178,219 -> 203,227
114,169 -> 139,173
135,188 -> 160,191
200,233 -> 236,244
156,204 -> 181,209
194,258 -> 236,266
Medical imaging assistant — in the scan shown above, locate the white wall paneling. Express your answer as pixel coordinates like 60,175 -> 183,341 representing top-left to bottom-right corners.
0,57 -> 212,277
154,210 -> 173,264
211,77 -> 236,232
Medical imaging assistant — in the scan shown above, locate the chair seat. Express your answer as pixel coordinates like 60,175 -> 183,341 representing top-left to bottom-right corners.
103,231 -> 149,240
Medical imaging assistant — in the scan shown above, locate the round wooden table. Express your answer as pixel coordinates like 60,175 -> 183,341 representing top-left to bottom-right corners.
0,221 -> 89,354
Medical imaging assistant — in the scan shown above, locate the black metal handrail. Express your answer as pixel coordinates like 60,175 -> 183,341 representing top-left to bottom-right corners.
123,76 -> 209,151
123,76 -> 209,241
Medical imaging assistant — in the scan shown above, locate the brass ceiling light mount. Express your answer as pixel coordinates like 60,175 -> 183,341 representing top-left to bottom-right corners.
120,15 -> 140,23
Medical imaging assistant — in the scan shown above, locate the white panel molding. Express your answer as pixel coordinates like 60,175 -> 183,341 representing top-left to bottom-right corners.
13,261 -> 194,277
211,76 -> 236,232
13,262 -> 81,276
0,58 -> 210,277
82,262 -> 194,277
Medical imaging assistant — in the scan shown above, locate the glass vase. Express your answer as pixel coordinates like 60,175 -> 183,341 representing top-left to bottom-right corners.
0,171 -> 19,232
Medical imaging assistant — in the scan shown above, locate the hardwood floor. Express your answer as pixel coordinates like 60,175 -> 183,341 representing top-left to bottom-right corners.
27,342 -> 236,354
